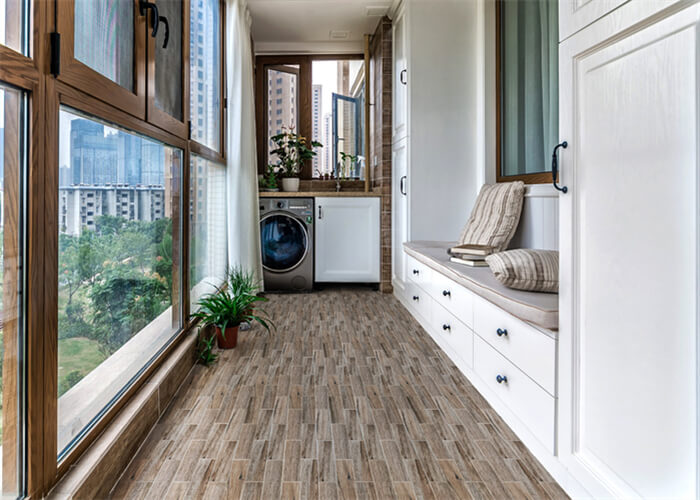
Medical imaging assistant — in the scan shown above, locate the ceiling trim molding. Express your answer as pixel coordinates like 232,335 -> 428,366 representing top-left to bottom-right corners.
254,41 -> 365,55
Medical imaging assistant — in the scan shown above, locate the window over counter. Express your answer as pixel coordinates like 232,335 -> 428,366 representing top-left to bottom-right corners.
256,55 -> 367,181
0,83 -> 27,498
497,0 -> 558,183
57,108 -> 182,458
190,155 -> 227,306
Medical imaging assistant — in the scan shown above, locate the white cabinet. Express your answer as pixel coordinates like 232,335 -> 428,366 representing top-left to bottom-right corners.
558,2 -> 699,497
558,0 -> 629,41
392,138 -> 408,287
392,8 -> 408,143
314,197 -> 380,283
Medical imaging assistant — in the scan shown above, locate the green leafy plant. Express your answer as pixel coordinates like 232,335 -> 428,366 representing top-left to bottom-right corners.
259,164 -> 280,190
270,127 -> 323,178
226,266 -> 262,296
338,152 -> 359,180
191,281 -> 272,342
196,329 -> 219,366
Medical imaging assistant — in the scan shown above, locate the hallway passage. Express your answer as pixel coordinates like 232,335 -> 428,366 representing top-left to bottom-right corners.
111,288 -> 568,499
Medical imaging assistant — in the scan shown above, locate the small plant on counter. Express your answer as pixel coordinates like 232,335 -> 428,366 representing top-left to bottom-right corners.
339,152 -> 359,180
259,164 -> 280,192
270,127 -> 322,192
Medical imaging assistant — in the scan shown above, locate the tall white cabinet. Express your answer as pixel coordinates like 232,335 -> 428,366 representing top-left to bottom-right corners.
391,0 -> 481,292
558,1 -> 699,497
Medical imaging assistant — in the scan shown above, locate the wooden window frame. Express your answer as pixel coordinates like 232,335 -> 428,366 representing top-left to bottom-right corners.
1,0 -> 227,496
495,0 -> 553,185
188,0 -> 226,164
55,0 -> 148,121
255,53 -> 364,180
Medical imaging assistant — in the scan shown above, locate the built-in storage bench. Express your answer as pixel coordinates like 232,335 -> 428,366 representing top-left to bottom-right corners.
400,241 -> 559,455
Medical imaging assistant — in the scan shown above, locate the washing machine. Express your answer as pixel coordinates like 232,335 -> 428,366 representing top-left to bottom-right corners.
260,198 -> 314,291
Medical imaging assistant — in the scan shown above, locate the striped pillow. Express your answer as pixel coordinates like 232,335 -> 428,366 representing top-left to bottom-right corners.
486,249 -> 559,293
459,182 -> 525,252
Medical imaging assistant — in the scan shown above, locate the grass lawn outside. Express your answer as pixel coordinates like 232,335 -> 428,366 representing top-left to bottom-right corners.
58,337 -> 108,396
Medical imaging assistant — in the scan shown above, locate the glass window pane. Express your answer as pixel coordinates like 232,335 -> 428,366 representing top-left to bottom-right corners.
189,0 -> 221,151
0,0 -> 29,55
0,84 -> 27,498
74,0 -> 134,90
57,108 -> 182,456
499,0 -> 558,177
190,155 -> 226,305
266,66 -> 299,166
311,60 -> 365,179
155,0 -> 183,121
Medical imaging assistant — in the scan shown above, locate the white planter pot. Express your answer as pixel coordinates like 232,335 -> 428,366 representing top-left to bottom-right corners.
282,178 -> 300,192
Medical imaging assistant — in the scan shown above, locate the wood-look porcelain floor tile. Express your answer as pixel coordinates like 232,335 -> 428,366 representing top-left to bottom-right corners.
110,288 -> 568,499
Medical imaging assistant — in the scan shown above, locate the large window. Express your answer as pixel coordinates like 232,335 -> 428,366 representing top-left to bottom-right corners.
0,84 -> 26,499
189,0 -> 222,153
57,108 -> 182,456
190,155 -> 226,305
497,0 -> 558,182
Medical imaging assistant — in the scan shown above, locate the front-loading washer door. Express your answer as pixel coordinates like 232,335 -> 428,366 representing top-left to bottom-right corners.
260,213 -> 309,273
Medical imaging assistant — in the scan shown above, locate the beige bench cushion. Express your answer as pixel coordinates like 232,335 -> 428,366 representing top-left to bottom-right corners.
486,249 -> 559,293
404,241 -> 558,331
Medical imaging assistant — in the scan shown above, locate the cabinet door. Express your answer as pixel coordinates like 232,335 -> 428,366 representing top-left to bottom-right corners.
558,2 -> 699,498
57,0 -> 147,119
559,0 -> 629,42
315,197 -> 380,283
392,138 -> 408,286
148,0 -> 189,137
392,10 -> 408,143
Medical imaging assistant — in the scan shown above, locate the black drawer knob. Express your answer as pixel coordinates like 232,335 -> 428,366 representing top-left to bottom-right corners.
413,269 -> 419,275
442,290 -> 451,297
496,374 -> 508,384
442,324 -> 451,331
496,328 -> 508,337
412,296 -> 419,301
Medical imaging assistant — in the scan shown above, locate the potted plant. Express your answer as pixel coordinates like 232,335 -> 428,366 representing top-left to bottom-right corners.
259,164 -> 280,192
339,152 -> 359,181
270,128 -> 322,192
191,272 -> 272,350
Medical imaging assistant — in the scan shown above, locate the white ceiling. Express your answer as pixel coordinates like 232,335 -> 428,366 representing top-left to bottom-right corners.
247,0 -> 395,54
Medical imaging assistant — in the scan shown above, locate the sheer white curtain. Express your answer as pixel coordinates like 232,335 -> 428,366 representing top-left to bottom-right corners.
225,0 -> 263,285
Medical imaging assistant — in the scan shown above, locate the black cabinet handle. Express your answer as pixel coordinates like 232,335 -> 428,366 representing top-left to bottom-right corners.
318,206 -> 323,220
139,1 -> 160,38
412,269 -> 419,275
496,328 -> 508,337
442,324 -> 451,331
552,141 -> 568,193
158,16 -> 170,48
412,296 -> 419,301
400,175 -> 407,196
496,374 -> 508,384
442,290 -> 451,297
400,69 -> 407,85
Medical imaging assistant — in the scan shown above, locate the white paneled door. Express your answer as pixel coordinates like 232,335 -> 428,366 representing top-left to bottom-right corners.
392,138 -> 408,288
558,1 -> 699,498
315,197 -> 380,283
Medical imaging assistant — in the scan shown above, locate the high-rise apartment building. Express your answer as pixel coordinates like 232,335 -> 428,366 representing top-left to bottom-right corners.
311,84 -> 322,175
266,68 -> 297,164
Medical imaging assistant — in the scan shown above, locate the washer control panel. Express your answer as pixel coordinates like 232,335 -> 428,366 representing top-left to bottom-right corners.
260,198 -> 313,218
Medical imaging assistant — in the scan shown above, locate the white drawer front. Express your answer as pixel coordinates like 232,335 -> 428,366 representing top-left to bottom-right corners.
473,296 -> 556,395
430,271 -> 474,328
405,280 -> 432,323
406,254 -> 432,289
432,302 -> 473,369
474,336 -> 555,454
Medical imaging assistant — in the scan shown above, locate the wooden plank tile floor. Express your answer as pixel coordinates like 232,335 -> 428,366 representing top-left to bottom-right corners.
110,288 -> 569,499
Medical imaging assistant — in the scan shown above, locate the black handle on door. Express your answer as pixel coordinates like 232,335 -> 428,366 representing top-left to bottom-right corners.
400,175 -> 407,196
400,69 -> 407,85
552,141 -> 568,193
159,16 -> 170,48
318,206 -> 323,220
139,1 -> 160,38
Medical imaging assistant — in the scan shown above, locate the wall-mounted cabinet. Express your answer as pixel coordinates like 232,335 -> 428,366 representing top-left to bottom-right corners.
57,0 -> 189,137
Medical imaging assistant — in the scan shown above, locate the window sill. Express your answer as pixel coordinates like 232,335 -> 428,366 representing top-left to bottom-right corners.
48,331 -> 197,499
